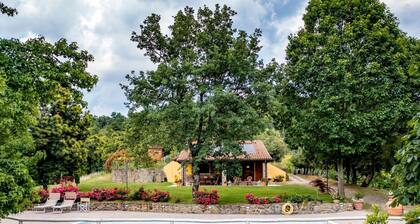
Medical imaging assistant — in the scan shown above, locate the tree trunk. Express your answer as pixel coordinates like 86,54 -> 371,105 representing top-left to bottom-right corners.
351,165 -> 357,185
361,163 -> 375,187
192,173 -> 200,192
337,158 -> 345,197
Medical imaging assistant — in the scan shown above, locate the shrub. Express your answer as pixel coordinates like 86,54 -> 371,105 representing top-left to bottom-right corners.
51,184 -> 79,199
131,186 -> 150,201
150,189 -> 170,202
354,192 -> 364,200
245,193 -> 281,204
35,188 -> 49,203
309,178 -> 329,193
90,188 -> 129,201
193,190 -> 219,205
365,204 -> 388,224
403,206 -> 420,224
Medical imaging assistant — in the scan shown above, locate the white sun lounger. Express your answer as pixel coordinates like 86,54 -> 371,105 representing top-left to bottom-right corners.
33,193 -> 61,213
52,192 -> 77,213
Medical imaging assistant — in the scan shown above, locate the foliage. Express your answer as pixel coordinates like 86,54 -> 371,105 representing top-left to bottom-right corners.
391,113 -> 420,205
245,193 -> 281,204
123,4 -> 275,193
149,189 -> 170,202
0,160 -> 34,218
193,189 -> 219,205
370,171 -> 393,190
354,192 -> 364,200
309,178 -> 329,193
277,0 -> 419,196
0,2 -> 17,16
29,87 -> 93,187
51,184 -> 79,199
34,188 -> 49,203
255,129 -> 289,161
403,206 -> 420,224
88,188 -> 130,201
104,149 -> 131,171
365,204 -> 388,224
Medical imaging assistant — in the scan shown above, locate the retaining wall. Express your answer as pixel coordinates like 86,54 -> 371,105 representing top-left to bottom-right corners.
112,169 -> 166,183
90,201 -> 354,214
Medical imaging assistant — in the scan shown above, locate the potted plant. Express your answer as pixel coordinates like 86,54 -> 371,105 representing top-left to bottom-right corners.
261,178 -> 268,186
386,193 -> 404,216
353,192 -> 364,210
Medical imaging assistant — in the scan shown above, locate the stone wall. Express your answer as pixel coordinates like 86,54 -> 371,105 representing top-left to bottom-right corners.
112,169 -> 166,183
90,201 -> 353,214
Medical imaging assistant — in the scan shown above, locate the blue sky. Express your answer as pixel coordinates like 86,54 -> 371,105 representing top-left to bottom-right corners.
1,0 -> 419,116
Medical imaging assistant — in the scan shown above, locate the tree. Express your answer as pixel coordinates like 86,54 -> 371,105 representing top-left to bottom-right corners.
277,0 -> 419,196
123,4 -> 274,193
0,2 -> 17,16
0,160 -> 33,218
255,129 -> 289,161
391,113 -> 420,205
29,88 -> 93,187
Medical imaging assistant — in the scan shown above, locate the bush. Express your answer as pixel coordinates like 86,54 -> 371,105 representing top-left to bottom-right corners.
131,186 -> 150,201
34,188 -> 49,203
309,178 -> 329,193
193,190 -> 219,205
365,204 -> 388,224
403,206 -> 420,224
245,193 -> 281,204
150,189 -> 170,202
354,192 -> 364,200
90,188 -> 129,201
51,184 -> 79,199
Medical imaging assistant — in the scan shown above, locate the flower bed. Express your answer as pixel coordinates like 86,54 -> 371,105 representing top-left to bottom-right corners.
245,193 -> 316,204
193,190 -> 219,205
131,187 -> 170,202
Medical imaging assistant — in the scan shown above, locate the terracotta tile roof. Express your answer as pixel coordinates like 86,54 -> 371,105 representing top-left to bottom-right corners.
175,140 -> 273,162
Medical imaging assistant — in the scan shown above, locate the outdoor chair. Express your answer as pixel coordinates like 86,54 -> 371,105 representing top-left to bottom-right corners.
33,192 -> 61,213
52,192 -> 77,213
78,197 -> 91,212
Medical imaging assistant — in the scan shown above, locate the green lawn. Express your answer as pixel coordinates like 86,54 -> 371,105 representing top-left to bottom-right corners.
79,173 -> 332,204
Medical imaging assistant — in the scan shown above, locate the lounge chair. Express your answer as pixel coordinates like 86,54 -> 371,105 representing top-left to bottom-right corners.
33,193 -> 61,213
52,192 -> 77,213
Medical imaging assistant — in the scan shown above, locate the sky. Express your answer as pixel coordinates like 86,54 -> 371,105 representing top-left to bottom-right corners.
1,0 -> 419,116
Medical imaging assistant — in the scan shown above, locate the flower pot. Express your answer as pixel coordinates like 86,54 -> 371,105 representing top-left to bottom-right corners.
353,200 -> 364,210
386,196 -> 403,216
387,205 -> 403,216
261,182 -> 267,186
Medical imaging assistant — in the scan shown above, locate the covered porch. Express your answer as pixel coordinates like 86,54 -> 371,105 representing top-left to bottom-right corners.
180,161 -> 269,185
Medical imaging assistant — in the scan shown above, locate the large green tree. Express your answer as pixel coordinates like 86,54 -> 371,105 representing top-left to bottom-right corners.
29,88 -> 93,187
123,4 -> 274,192
277,0 -> 419,196
391,113 -> 420,205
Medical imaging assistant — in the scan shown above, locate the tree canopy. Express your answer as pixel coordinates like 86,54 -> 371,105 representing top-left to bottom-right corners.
277,0 -> 419,196
123,4 -> 275,192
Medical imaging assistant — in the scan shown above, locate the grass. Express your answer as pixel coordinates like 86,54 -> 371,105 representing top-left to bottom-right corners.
79,173 -> 332,204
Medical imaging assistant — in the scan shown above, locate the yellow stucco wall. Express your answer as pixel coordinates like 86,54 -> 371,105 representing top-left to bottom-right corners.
267,163 -> 287,182
163,161 -> 182,183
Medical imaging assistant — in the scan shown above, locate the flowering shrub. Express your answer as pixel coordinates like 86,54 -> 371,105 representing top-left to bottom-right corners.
77,191 -> 93,199
150,189 -> 170,202
193,189 -> 219,205
245,193 -> 281,204
51,184 -> 79,199
245,193 -> 315,204
131,187 -> 169,202
34,188 -> 49,203
90,188 -> 129,201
